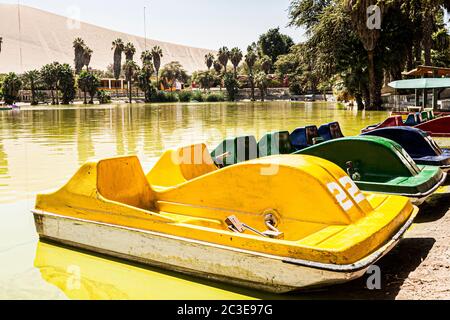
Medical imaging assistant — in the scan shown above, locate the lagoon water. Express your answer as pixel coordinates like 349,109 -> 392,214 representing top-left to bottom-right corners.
0,101 -> 440,299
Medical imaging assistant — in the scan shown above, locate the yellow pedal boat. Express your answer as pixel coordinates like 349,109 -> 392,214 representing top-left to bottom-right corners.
32,144 -> 418,293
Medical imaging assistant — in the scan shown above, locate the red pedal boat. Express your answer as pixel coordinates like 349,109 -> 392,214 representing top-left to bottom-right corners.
362,115 -> 450,137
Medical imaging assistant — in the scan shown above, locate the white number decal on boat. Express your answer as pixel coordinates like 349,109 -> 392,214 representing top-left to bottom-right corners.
327,177 -> 367,211
327,182 -> 354,211
339,176 -> 366,204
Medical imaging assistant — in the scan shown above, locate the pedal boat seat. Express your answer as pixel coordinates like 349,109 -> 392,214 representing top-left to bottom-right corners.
290,125 -> 322,151
211,136 -> 258,167
257,131 -> 294,157
404,114 -> 419,126
319,122 -> 345,141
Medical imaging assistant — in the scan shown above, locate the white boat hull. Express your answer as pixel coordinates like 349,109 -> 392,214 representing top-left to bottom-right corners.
32,210 -> 413,293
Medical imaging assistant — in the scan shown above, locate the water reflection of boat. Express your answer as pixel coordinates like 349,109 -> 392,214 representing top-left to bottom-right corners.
34,241 -> 258,300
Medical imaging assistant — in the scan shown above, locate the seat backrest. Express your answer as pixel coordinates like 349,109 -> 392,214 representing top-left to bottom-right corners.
290,125 -> 319,150
97,156 -> 154,210
421,111 -> 429,122
258,131 -> 293,157
212,135 -> 258,166
415,112 -> 423,124
404,114 -> 418,126
428,110 -> 434,120
319,122 -> 344,141
148,144 -> 218,188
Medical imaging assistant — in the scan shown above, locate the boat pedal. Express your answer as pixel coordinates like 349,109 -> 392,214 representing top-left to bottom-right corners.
225,215 -> 245,233
225,215 -> 284,239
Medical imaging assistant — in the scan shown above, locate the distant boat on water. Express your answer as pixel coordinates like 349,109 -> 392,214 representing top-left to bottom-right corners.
0,104 -> 20,111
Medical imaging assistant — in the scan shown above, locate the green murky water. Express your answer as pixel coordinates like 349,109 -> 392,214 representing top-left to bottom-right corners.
0,101 -> 440,300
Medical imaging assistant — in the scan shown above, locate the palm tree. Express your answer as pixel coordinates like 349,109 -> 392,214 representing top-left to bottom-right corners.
245,46 -> 258,101
218,47 -> 230,73
83,46 -> 93,71
259,55 -> 272,74
151,46 -> 163,87
213,60 -> 223,91
205,53 -> 214,70
138,64 -> 155,102
346,0 -> 384,110
112,38 -> 125,97
124,60 -> 139,103
73,37 -> 86,74
22,70 -> 40,105
124,42 -> 136,61
230,47 -> 243,77
141,50 -> 153,66
77,70 -> 90,104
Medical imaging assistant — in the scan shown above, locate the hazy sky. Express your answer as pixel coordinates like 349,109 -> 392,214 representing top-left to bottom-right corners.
2,0 -> 305,49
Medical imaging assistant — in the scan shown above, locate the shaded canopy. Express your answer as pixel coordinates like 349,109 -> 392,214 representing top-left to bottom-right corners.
389,78 -> 450,89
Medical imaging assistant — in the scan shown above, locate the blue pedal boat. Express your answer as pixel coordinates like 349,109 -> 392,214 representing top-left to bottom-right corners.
319,122 -> 450,172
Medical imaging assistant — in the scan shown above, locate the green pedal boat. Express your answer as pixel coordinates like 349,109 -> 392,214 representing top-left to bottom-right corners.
212,132 -> 446,205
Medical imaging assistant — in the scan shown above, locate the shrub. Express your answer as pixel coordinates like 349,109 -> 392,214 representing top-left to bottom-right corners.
150,90 -> 179,103
205,92 -> 225,102
191,90 -> 205,102
178,90 -> 193,102
165,92 -> 180,103
223,72 -> 239,101
97,90 -> 111,104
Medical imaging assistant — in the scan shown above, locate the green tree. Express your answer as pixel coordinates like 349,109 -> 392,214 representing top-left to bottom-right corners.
193,70 -> 215,91
83,46 -> 93,70
124,42 -> 136,62
255,72 -> 268,102
257,27 -> 294,68
230,47 -> 243,77
160,61 -> 188,92
245,45 -> 258,101
205,53 -> 214,70
58,64 -> 76,104
73,37 -> 86,74
40,62 -> 60,105
141,50 -> 153,66
77,70 -> 100,104
124,60 -> 139,103
258,55 -> 272,74
151,46 -> 164,86
418,0 -> 450,66
346,0 -> 385,110
22,70 -> 40,105
77,70 -> 89,104
138,64 -> 156,102
1,72 -> 22,105
112,38 -> 125,96
213,60 -> 223,91
218,47 -> 230,73
223,72 -> 239,101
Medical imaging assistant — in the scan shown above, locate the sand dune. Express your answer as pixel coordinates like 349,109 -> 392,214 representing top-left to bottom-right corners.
0,4 -> 214,74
